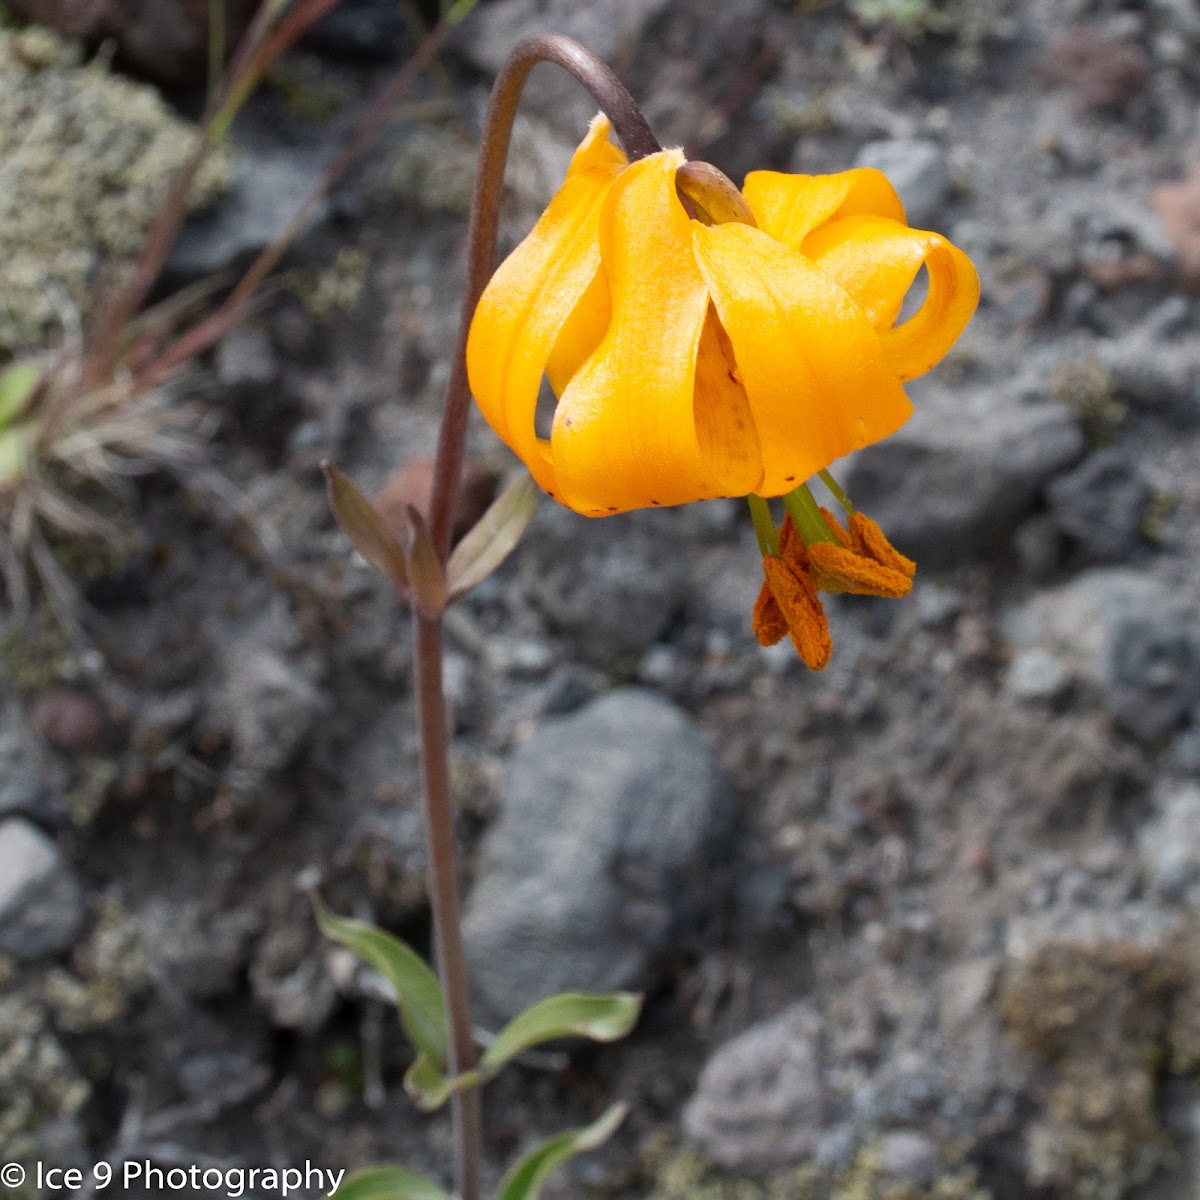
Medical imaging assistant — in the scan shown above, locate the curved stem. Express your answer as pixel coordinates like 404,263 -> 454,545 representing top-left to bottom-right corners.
426,32 -> 660,560
413,37 -> 658,1200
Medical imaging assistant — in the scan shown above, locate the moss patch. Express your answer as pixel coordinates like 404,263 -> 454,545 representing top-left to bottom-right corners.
0,26 -> 230,356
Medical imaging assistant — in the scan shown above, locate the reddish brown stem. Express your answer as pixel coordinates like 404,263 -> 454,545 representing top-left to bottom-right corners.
411,35 -> 658,1200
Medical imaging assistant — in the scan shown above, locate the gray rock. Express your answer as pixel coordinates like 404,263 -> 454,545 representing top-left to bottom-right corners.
1046,448 -> 1151,559
0,698 -> 59,819
1005,647 -> 1071,701
171,149 -> 327,277
1004,568 -> 1200,740
855,139 -> 951,228
877,1130 -> 941,1188
844,384 -> 1083,563
0,818 -> 85,960
1139,784 -> 1200,900
463,689 -> 728,1024
522,506 -> 690,663
683,1005 -> 825,1173
1098,331 -> 1200,417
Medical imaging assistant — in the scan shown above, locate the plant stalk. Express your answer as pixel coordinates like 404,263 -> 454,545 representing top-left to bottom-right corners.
412,611 -> 481,1200
412,34 -> 660,1200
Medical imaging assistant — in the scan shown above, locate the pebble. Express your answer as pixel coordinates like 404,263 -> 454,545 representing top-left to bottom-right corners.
0,699 -> 57,818
1004,568 -> 1200,741
877,1129 -> 941,1188
855,139 -> 951,228
30,687 -> 105,753
683,1005 -> 825,1172
0,818 -> 86,960
1005,647 -> 1071,701
1138,783 -> 1200,900
463,689 -> 729,1024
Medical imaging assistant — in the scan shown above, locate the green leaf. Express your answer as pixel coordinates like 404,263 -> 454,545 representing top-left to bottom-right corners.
404,505 -> 446,619
0,361 -> 41,429
312,899 -> 448,1068
403,1053 -> 481,1113
332,1165 -> 450,1200
480,992 -> 642,1076
446,473 -> 539,601
496,1104 -> 628,1200
323,463 -> 410,593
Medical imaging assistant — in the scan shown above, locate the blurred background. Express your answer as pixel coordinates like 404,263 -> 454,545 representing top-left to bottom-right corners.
2,0 -> 1200,1196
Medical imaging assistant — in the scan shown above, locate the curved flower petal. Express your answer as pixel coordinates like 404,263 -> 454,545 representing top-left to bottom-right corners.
741,168 -> 905,250
551,151 -> 761,514
466,117 -> 625,499
693,221 -> 912,496
802,215 -> 980,380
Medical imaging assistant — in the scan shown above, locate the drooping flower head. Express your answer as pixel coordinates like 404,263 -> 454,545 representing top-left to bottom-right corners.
466,115 -> 979,665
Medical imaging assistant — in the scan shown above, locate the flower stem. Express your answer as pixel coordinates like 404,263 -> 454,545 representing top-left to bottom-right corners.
412,35 -> 660,1200
412,612 -> 481,1200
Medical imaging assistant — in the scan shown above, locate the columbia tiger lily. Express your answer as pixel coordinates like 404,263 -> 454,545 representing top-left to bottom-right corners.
466,114 -> 979,665
466,113 -> 977,516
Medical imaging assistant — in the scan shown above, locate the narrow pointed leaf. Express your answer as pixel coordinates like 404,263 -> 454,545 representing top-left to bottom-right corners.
480,992 -> 641,1076
323,463 -> 410,592
405,505 -> 447,618
446,472 -> 540,601
313,899 -> 448,1068
496,1104 -> 628,1200
0,362 -> 41,428
403,1053 -> 481,1112
332,1166 -> 450,1200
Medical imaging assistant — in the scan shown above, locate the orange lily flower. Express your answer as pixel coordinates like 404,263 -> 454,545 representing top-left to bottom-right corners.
466,114 -> 978,517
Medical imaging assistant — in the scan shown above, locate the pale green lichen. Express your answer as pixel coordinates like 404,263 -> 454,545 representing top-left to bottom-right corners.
0,992 -> 91,1161
0,26 -> 230,356
831,1146 -> 990,1200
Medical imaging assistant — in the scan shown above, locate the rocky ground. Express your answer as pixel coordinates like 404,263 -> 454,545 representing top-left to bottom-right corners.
3,0 -> 1200,1197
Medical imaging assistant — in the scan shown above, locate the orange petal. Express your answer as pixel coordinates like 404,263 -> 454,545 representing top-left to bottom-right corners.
802,215 -> 980,381
752,578 -> 788,645
763,555 -> 832,670
551,151 -> 760,514
807,541 -> 912,598
466,116 -> 625,500
849,511 -> 916,578
741,168 -> 906,251
693,221 -> 912,496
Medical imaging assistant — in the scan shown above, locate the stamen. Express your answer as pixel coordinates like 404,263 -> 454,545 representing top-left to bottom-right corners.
848,512 -> 916,578
782,483 -> 841,546
818,468 -> 855,515
752,579 -> 788,646
747,494 -> 779,556
762,555 -> 832,670
818,506 -> 852,547
807,541 -> 913,598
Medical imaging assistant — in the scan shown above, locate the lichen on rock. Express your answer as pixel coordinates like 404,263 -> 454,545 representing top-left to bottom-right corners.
0,25 -> 230,356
